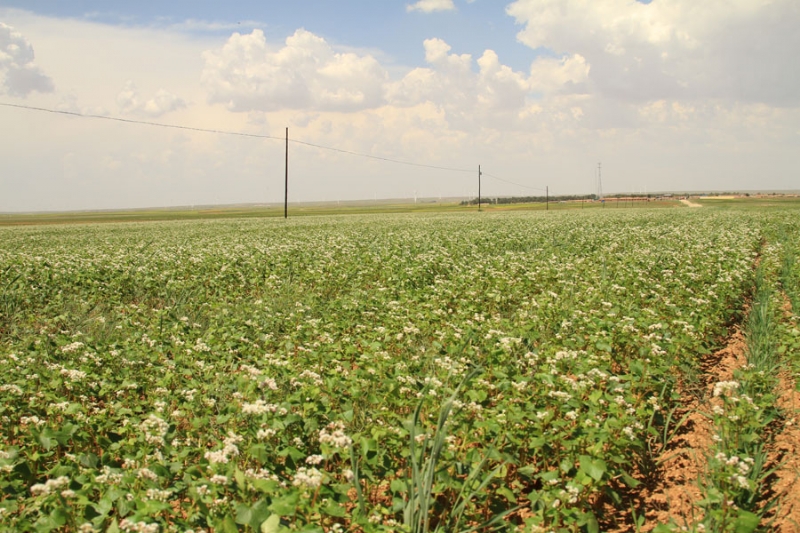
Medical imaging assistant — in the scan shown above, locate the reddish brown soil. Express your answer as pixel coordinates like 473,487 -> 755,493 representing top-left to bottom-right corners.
763,294 -> 800,533
763,373 -> 800,532
602,328 -> 748,532
642,329 -> 748,529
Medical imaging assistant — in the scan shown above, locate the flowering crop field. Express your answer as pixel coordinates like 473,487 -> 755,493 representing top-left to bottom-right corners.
0,209 -> 795,533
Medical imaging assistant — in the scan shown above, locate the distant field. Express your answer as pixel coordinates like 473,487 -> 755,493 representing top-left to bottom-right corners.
692,195 -> 800,209
0,198 -> 684,226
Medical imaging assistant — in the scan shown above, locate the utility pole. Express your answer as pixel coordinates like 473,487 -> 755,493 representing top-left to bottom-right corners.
597,162 -> 603,201
546,186 -> 549,211
284,127 -> 288,219
478,165 -> 482,212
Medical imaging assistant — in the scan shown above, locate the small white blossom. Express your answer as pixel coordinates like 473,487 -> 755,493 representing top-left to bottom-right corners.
293,467 -> 323,489
319,421 -> 352,449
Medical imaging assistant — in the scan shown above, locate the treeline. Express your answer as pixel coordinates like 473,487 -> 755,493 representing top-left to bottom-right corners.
461,194 -> 596,206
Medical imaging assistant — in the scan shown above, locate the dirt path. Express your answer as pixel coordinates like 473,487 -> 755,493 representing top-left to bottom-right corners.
640,328 -> 748,529
680,199 -> 703,208
600,328 -> 749,532
764,373 -> 800,532
763,300 -> 800,532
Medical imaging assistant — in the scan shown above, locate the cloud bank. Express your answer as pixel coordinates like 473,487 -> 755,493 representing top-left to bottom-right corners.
0,22 -> 54,97
506,0 -> 800,105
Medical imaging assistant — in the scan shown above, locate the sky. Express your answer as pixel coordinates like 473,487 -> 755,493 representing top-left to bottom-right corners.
1,0 -> 799,212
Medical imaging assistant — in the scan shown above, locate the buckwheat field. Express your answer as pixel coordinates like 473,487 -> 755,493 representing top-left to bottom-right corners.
1,209 -> 799,533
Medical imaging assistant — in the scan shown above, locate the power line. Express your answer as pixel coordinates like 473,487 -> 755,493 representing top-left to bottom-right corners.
290,138 -> 473,173
0,101 -> 474,174
0,102 -> 284,141
481,172 -> 547,193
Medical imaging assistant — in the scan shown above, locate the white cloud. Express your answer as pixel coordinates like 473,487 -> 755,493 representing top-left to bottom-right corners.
506,0 -> 800,105
406,0 -> 456,14
116,81 -> 187,117
201,29 -> 388,112
528,54 -> 590,95
0,22 -> 54,97
387,38 -> 531,127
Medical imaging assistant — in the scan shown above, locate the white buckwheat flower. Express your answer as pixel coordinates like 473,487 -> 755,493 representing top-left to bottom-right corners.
319,421 -> 352,449
293,467 -> 323,489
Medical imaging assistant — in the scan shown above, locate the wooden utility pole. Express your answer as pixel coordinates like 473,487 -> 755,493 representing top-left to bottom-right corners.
284,127 -> 288,219
478,165 -> 482,212
546,186 -> 549,211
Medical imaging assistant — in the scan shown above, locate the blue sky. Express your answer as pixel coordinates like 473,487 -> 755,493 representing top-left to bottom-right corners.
1,0 -> 799,211
4,0 -> 539,70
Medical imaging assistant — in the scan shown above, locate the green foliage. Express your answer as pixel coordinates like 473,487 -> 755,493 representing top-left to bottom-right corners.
0,209 -> 794,531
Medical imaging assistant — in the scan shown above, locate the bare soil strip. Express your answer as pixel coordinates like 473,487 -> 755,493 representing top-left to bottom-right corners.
641,328 -> 749,529
680,199 -> 703,208
763,373 -> 800,532
601,328 -> 748,532
763,298 -> 800,532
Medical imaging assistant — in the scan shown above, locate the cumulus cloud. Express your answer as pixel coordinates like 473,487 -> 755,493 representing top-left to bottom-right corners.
116,81 -> 187,117
0,22 -> 54,97
528,54 -> 590,95
506,0 -> 800,105
202,27 -> 589,132
202,29 -> 388,112
406,0 -> 456,13
387,38 -> 534,128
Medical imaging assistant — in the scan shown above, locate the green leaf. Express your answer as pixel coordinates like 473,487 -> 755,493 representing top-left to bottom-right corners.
584,511 -> 600,533
79,453 -> 99,468
497,486 -> 516,503
236,503 -> 253,526
579,455 -> 607,482
261,514 -> 281,533
595,341 -> 612,353
38,430 -> 55,451
620,470 -> 641,488
527,437 -> 546,449
221,514 -> 239,533
49,507 -> 68,527
269,492 -> 299,516
323,500 -> 347,518
246,500 -> 272,530
92,498 -> 113,518
734,510 -> 760,533
390,478 -> 405,494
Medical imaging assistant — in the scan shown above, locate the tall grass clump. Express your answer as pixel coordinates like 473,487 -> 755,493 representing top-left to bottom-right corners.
404,367 -> 517,533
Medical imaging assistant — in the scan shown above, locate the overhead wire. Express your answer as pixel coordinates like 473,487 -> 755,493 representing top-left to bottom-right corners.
0,102 -> 285,141
482,172 -> 548,193
0,102 -> 474,174
289,138 -> 473,173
